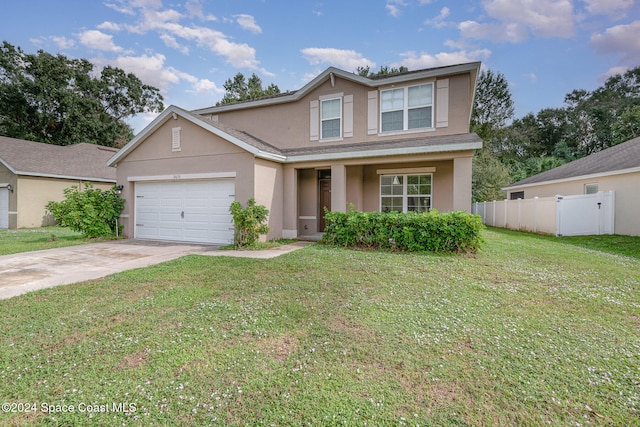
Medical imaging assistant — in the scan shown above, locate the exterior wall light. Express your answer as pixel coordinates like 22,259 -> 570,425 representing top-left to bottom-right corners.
6,184 -> 13,193
115,185 -> 124,195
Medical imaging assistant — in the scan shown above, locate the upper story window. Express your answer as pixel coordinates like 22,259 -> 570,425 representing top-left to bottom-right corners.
321,97 -> 341,139
380,83 -> 433,133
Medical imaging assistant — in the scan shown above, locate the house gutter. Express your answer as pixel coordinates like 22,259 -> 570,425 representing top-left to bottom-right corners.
502,165 -> 640,191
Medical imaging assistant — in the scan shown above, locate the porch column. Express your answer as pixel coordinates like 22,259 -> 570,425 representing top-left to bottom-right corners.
331,164 -> 347,212
282,165 -> 298,238
452,156 -> 473,212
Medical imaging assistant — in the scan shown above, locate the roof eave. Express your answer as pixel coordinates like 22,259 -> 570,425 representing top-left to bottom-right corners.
108,105 -> 283,167
14,171 -> 116,183
503,165 -> 640,190
284,141 -> 482,163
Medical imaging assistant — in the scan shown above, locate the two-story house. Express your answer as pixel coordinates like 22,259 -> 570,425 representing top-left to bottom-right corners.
107,62 -> 482,244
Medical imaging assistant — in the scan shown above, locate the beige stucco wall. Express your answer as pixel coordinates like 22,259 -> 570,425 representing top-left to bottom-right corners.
15,176 -> 113,228
205,72 -> 473,150
507,171 -> 640,236
115,115 -> 257,238
254,159 -> 283,240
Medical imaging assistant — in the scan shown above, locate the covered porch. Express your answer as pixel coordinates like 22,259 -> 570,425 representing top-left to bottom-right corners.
280,152 -> 474,239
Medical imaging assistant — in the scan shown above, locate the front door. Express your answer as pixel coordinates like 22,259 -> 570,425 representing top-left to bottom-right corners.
318,178 -> 331,231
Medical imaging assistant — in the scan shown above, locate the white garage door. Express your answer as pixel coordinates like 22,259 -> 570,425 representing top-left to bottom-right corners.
0,187 -> 8,229
135,180 -> 235,244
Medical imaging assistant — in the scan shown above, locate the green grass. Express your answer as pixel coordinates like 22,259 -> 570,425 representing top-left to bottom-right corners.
0,229 -> 639,426
0,227 -> 89,255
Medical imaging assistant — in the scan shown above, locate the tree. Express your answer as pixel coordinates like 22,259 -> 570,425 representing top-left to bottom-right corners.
471,69 -> 515,141
357,65 -> 409,77
0,41 -> 164,147
472,150 -> 512,202
216,73 -> 280,106
470,69 -> 515,199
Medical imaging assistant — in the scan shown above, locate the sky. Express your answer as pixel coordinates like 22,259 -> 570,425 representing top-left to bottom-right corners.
3,0 -> 639,133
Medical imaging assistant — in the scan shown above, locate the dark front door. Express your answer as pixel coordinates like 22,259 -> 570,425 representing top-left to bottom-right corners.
318,178 -> 331,231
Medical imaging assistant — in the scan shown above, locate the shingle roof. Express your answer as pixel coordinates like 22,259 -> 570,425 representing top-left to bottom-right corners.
184,108 -> 481,160
0,136 -> 117,181
505,136 -> 640,188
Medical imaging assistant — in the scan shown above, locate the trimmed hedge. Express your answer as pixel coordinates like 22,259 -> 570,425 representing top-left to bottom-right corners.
321,209 -> 483,253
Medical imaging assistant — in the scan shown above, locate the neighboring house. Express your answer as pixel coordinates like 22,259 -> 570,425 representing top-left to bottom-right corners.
503,136 -> 640,236
0,137 -> 117,229
107,63 -> 482,244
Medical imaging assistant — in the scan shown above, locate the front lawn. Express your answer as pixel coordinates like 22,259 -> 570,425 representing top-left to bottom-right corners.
0,229 -> 638,426
0,227 -> 87,255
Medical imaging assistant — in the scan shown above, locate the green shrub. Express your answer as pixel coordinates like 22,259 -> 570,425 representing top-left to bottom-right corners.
229,198 -> 270,248
46,183 -> 124,238
321,208 -> 483,253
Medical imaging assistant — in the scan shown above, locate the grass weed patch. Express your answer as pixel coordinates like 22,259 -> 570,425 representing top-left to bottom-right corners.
0,230 -> 638,426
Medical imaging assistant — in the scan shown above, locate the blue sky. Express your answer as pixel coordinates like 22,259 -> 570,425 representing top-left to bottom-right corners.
3,0 -> 639,133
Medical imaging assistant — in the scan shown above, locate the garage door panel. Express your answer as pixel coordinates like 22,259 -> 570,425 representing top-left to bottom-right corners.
135,179 -> 235,244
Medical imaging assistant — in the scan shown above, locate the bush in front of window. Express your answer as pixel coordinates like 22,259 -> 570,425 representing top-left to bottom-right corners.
321,207 -> 483,253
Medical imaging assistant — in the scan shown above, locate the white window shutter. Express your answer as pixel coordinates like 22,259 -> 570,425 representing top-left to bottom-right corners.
344,95 -> 353,138
172,127 -> 181,152
436,79 -> 449,128
367,91 -> 378,135
310,100 -> 319,141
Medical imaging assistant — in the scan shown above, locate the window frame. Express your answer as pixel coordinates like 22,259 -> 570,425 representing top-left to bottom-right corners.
320,96 -> 342,140
379,173 -> 433,213
380,83 -> 434,133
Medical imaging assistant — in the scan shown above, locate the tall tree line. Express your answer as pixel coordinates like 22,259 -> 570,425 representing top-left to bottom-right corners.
0,41 -> 164,147
471,66 -> 640,202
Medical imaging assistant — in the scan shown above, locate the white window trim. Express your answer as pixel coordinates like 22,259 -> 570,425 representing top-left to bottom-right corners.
379,173 -> 433,213
379,83 -> 434,134
320,96 -> 343,141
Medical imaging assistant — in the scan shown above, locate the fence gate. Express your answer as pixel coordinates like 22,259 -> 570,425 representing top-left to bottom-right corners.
556,191 -> 615,236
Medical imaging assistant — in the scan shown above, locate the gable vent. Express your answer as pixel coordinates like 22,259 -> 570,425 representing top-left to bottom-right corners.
172,127 -> 181,152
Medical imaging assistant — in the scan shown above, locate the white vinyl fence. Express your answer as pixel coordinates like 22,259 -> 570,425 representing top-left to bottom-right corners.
472,191 -> 615,236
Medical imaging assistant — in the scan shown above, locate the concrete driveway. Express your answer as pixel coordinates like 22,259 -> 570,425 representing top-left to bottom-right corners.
0,240 -> 312,300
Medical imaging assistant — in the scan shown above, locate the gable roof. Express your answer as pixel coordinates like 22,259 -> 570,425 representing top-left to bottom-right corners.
192,62 -> 481,115
504,136 -> 640,189
107,105 -> 482,167
0,136 -> 117,182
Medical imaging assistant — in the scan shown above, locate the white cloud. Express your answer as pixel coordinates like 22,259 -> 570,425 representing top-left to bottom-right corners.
522,72 -> 537,83
425,7 -> 451,29
111,1 -> 263,70
160,34 -> 189,54
235,14 -> 262,34
485,0 -> 575,38
50,36 -> 76,49
459,0 -> 575,43
386,0 -> 406,17
78,30 -> 123,52
97,21 -> 122,32
590,20 -> 640,65
301,48 -> 376,72
459,20 -> 529,43
583,0 -> 634,17
392,49 -> 491,69
94,53 -> 179,91
185,0 -> 217,21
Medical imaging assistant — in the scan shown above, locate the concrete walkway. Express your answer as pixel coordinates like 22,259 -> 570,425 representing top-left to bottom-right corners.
0,240 -> 313,300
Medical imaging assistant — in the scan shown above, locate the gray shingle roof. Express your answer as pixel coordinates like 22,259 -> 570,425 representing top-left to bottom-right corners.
0,136 -> 117,181
185,109 -> 481,159
505,136 -> 640,188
